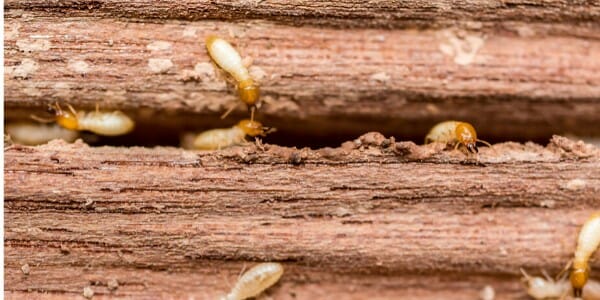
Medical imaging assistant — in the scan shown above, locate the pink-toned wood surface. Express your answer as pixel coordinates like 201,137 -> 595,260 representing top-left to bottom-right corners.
5,16 -> 600,140
5,0 -> 600,29
5,1 -> 600,298
5,135 -> 600,298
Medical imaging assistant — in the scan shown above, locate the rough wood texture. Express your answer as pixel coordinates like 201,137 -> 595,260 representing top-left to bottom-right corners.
5,134 -> 600,298
5,16 -> 600,141
5,0 -> 600,29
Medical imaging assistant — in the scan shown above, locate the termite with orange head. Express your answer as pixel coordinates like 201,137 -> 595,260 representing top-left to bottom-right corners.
221,263 -> 284,300
205,35 -> 260,121
424,120 -> 492,155
571,212 -> 600,298
520,268 -> 600,299
33,102 -> 135,136
192,119 -> 274,150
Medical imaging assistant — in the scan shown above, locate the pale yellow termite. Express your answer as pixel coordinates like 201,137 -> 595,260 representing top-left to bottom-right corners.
205,35 -> 260,120
192,119 -> 273,150
5,122 -> 79,145
424,120 -> 492,154
222,263 -> 284,300
521,268 -> 570,299
34,102 -> 134,136
571,212 -> 600,298
521,268 -> 600,299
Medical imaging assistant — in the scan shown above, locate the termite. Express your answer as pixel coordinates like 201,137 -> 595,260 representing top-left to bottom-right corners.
520,268 -> 600,299
5,122 -> 79,145
222,263 -> 284,300
32,102 -> 134,136
520,268 -> 570,299
424,120 -> 492,154
571,212 -> 600,298
192,119 -> 274,150
205,35 -> 260,121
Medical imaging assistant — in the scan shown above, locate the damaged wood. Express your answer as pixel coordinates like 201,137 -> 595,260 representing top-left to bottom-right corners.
4,134 -> 600,298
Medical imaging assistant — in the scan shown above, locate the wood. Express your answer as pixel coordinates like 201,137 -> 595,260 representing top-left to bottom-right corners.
5,0 -> 600,29
5,16 -> 600,141
5,134 -> 600,298
5,1 -> 600,298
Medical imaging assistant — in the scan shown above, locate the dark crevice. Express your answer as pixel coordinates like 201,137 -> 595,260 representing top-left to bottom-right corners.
5,110 -> 554,150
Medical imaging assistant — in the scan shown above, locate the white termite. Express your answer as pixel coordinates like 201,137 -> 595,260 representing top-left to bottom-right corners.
35,102 -> 134,136
571,212 -> 600,298
205,35 -> 260,120
521,268 -> 600,299
5,122 -> 79,145
222,262 -> 284,300
192,119 -> 272,150
424,120 -> 491,154
520,268 -> 570,299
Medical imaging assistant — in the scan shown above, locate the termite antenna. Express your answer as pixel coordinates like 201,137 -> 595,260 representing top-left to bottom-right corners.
477,139 -> 493,148
30,114 -> 55,123
237,263 -> 247,281
263,126 -> 277,135
55,102 -> 64,113
541,269 -> 553,282
520,268 -> 532,281
221,102 -> 240,119
477,139 -> 497,154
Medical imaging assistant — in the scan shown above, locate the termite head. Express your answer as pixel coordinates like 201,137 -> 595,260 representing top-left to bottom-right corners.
238,79 -> 260,106
205,35 -> 218,48
455,122 -> 478,154
47,103 -> 79,130
237,119 -> 273,137
520,268 -> 568,299
522,276 -> 550,298
571,262 -> 589,298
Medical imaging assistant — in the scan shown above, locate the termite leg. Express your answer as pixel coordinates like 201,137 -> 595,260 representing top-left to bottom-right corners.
453,142 -> 461,151
209,59 -> 236,86
555,260 -> 572,282
220,102 -> 240,119
250,106 -> 256,122
95,103 -> 100,113
255,137 -> 266,151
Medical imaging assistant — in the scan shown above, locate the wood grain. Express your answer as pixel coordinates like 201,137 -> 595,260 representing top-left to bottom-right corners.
5,17 -> 600,141
5,135 -> 600,298
5,0 -> 600,29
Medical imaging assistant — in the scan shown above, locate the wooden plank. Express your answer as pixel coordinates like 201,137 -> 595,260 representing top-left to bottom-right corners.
4,135 -> 600,298
5,17 -> 600,140
5,0 -> 600,29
